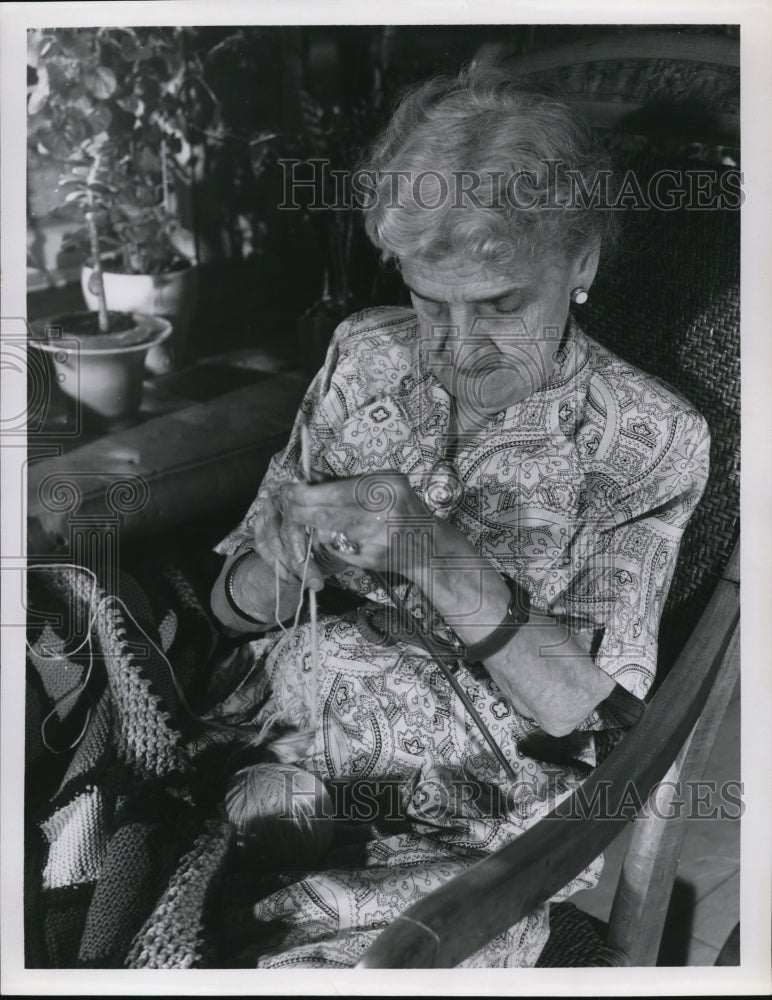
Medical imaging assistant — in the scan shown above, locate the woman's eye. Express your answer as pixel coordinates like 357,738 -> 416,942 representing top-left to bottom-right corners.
491,298 -> 523,315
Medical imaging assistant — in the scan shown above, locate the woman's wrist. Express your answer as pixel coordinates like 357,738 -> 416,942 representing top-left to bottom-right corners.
240,550 -> 304,623
484,614 -> 617,736
227,550 -> 270,626
211,550 -> 270,634
404,515 -> 513,645
212,549 -> 299,635
398,516 -> 613,732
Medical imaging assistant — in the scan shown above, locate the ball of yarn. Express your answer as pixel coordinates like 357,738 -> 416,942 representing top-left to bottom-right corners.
225,762 -> 334,869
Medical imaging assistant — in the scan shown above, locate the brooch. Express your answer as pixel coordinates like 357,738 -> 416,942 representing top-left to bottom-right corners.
422,459 -> 464,516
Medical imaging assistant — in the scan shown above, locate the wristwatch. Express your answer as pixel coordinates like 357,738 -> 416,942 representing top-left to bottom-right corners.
452,574 -> 531,664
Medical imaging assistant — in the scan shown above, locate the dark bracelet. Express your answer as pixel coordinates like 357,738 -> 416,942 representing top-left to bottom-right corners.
455,575 -> 531,664
224,548 -> 269,627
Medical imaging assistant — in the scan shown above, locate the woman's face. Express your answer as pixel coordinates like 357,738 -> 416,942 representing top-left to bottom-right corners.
400,246 -> 598,424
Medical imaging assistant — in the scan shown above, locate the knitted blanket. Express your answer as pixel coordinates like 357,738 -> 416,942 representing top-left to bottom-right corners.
25,559 -> 243,969
24,559 -> 599,969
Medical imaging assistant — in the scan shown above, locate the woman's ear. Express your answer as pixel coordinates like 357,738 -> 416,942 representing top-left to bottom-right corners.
572,239 -> 601,291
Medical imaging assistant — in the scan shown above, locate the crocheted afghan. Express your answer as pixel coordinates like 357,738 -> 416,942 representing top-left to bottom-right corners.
25,561 -> 238,969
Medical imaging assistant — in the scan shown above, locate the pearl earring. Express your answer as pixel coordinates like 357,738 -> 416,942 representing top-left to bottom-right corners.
571,287 -> 589,305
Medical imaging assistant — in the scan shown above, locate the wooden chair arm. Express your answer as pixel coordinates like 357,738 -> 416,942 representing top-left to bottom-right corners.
357,542 -> 740,968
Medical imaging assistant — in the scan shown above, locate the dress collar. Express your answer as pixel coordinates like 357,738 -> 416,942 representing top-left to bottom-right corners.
412,311 -> 589,436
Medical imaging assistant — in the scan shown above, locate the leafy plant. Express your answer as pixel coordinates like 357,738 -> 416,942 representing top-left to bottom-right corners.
27,26 -> 281,291
28,28 -> 195,281
57,140 -> 192,276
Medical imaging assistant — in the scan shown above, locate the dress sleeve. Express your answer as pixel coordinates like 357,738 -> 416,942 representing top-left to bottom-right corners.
558,402 -> 711,705
212,316 -> 353,557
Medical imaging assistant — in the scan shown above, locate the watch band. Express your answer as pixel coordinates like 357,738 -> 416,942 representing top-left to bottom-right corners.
224,548 -> 269,627
460,575 -> 531,663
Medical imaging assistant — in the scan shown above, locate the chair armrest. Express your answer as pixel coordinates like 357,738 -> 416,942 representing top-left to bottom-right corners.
356,542 -> 740,968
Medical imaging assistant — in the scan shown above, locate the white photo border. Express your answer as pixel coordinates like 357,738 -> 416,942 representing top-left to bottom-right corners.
2,1 -> 770,995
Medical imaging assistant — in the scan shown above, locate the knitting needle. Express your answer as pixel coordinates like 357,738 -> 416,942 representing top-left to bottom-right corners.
299,421 -> 319,730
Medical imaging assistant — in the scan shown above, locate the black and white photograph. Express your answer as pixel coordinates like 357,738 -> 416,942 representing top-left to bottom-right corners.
1,1 -> 770,993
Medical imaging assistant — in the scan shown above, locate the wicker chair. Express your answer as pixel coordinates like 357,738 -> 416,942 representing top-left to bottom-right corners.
357,29 -> 741,968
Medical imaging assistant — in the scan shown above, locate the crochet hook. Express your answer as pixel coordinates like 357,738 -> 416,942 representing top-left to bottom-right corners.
299,421 -> 320,729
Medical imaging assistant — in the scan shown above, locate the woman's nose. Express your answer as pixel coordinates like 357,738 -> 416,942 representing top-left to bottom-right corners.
447,303 -> 476,339
418,303 -> 478,365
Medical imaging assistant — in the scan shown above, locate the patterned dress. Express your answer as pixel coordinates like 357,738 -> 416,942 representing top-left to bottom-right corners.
212,305 -> 710,968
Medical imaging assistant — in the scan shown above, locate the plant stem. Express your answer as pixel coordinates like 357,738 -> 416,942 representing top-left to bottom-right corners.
161,138 -> 170,214
86,211 -> 110,332
179,27 -> 202,268
85,159 -> 110,333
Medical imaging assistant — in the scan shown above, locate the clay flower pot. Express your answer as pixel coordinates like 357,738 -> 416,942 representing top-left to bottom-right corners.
29,311 -> 172,424
81,264 -> 198,373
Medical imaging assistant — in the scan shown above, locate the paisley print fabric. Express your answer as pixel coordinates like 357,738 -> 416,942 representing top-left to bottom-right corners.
213,306 -> 710,967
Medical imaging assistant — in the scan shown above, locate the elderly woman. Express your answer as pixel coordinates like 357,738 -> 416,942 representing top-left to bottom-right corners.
209,64 -> 709,967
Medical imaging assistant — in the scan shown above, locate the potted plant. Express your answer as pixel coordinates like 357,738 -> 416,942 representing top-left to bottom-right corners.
74,138 -> 198,375
28,27 -> 199,374
28,27 -> 285,375
27,139 -> 172,424
26,31 -> 176,423
28,311 -> 172,427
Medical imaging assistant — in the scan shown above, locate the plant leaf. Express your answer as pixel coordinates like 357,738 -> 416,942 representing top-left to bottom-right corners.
119,36 -> 139,61
39,37 -> 58,59
26,29 -> 43,68
84,65 -> 117,99
88,181 -> 118,195
116,94 -> 140,114
60,31 -> 94,61
59,175 -> 88,188
27,81 -> 50,115
91,104 -> 113,131
45,61 -> 77,93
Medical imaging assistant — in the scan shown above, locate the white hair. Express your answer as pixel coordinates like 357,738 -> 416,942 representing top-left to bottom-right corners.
360,62 -> 614,269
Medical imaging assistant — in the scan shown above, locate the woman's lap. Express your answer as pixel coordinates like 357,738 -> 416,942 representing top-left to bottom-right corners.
212,609 -> 603,967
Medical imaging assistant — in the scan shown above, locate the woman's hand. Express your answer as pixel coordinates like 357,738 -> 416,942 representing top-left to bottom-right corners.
280,474 -> 616,735
252,491 -> 325,592
280,473 -> 431,577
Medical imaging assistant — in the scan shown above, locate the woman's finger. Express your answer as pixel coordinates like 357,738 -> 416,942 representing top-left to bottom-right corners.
313,544 -> 348,576
286,504 -> 342,533
252,498 -> 300,580
279,516 -> 308,567
257,531 -> 296,581
285,521 -> 327,590
286,480 -> 356,509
